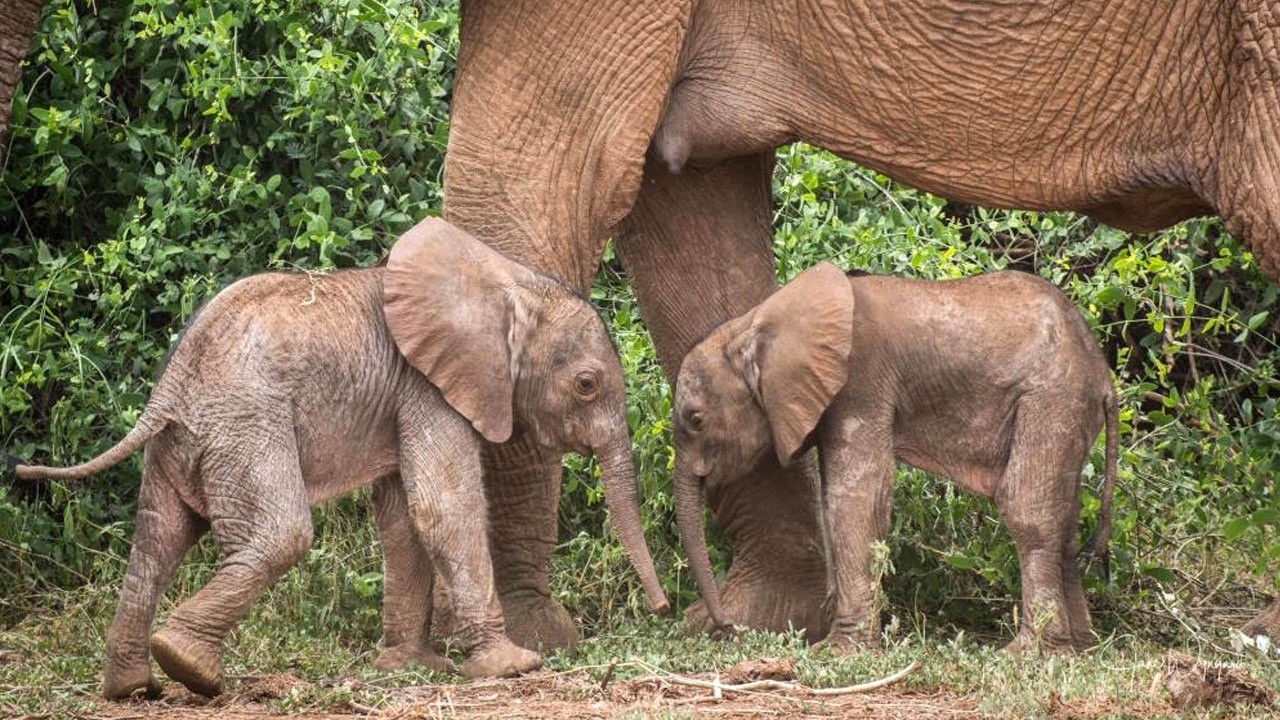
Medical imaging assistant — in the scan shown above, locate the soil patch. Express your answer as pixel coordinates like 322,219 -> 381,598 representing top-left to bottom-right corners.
69,663 -> 1190,720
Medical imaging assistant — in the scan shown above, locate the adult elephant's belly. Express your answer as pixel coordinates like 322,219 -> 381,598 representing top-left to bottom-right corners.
655,0 -> 1218,234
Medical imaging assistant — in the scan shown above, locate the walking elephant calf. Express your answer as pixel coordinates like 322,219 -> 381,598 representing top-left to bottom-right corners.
671,262 -> 1117,652
12,217 -> 668,699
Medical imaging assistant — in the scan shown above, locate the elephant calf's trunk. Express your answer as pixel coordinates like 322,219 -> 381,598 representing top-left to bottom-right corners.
674,468 -> 732,633
598,442 -> 669,614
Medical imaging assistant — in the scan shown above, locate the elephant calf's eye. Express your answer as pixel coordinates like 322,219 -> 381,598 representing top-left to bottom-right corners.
687,410 -> 705,432
574,372 -> 599,398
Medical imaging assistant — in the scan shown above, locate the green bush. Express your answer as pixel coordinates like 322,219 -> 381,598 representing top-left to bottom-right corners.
3,0 -> 1279,651
1,0 -> 456,621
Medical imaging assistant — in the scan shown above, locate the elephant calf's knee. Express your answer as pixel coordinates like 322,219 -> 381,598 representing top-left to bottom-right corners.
258,523 -> 314,576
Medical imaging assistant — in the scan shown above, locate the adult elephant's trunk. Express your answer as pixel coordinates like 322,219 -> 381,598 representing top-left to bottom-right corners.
673,465 -> 731,633
596,437 -> 669,614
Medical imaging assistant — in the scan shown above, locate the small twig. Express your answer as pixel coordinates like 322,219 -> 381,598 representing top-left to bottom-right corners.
599,659 -> 617,692
810,661 -> 922,696
633,659 -> 921,697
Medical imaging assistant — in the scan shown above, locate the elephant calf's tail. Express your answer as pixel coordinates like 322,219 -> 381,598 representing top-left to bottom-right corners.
11,414 -> 167,483
1080,388 -> 1119,582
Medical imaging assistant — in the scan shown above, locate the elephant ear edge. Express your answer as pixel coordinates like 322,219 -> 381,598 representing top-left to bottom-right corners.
382,217 -> 535,444
730,262 -> 854,464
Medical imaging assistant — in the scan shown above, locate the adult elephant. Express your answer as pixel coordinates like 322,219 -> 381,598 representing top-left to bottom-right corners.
435,0 -> 1280,646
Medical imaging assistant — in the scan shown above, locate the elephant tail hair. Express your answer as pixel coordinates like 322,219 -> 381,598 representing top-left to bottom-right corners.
1081,388 -> 1118,582
11,413 -> 168,483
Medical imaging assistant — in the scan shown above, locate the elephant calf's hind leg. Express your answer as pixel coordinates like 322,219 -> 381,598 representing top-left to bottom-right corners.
104,450 -> 204,699
997,399 -> 1089,653
151,450 -> 313,697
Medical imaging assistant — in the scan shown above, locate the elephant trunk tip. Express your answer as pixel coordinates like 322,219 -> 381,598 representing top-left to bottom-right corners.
5,454 -> 29,482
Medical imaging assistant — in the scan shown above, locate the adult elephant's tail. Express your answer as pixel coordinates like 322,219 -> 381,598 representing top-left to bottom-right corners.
10,413 -> 167,482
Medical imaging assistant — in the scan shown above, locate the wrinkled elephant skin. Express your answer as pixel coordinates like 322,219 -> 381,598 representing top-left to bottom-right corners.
441,0 -> 1280,642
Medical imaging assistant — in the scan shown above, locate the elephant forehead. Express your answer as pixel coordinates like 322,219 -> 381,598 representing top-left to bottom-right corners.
676,354 -> 734,406
674,361 -> 708,403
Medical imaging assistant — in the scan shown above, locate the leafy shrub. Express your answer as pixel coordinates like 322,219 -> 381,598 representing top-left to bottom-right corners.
1,0 -> 456,621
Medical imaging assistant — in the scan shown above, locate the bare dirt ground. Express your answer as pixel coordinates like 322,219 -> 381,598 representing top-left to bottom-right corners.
60,664 -> 1186,720
78,672 -> 985,720
17,652 -> 1274,719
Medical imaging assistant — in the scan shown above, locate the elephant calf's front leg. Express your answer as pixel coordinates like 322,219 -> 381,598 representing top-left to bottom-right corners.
397,403 -> 542,678
371,474 -> 453,674
820,436 -> 895,650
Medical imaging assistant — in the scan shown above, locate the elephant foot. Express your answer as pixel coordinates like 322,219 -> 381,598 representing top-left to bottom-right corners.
373,642 -> 455,674
102,663 -> 162,700
1001,631 -> 1079,657
460,639 -> 543,679
501,591 -> 579,652
684,572 -> 829,643
150,626 -> 224,697
1239,598 -> 1280,646
816,620 -> 880,654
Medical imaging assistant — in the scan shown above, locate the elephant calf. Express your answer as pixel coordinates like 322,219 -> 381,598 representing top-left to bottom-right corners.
672,262 -> 1117,652
13,217 -> 668,699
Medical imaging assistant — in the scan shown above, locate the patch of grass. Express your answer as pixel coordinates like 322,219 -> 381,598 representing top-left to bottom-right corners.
4,593 -> 1280,718
556,618 -> 1280,719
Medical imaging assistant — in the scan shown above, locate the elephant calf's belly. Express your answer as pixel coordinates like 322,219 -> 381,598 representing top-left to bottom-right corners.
299,433 -> 399,506
894,442 -> 1003,498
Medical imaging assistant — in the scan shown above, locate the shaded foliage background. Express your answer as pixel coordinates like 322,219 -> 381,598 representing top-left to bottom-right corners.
2,0 -> 1279,655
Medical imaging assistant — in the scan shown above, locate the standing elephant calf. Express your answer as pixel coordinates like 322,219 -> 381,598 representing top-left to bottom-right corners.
13,217 -> 668,699
672,262 -> 1117,652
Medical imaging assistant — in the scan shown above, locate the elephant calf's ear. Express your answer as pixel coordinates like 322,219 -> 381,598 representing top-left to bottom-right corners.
729,262 -> 854,464
382,217 -> 538,444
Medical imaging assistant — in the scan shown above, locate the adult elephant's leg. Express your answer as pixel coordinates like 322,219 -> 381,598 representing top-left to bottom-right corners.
1219,40 -> 1280,640
0,0 -> 46,166
482,435 -> 575,650
616,153 -> 830,642
436,0 -> 692,652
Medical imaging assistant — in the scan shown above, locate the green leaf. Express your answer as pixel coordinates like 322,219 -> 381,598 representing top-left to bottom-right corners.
1224,517 -> 1252,541
1252,507 -> 1280,527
